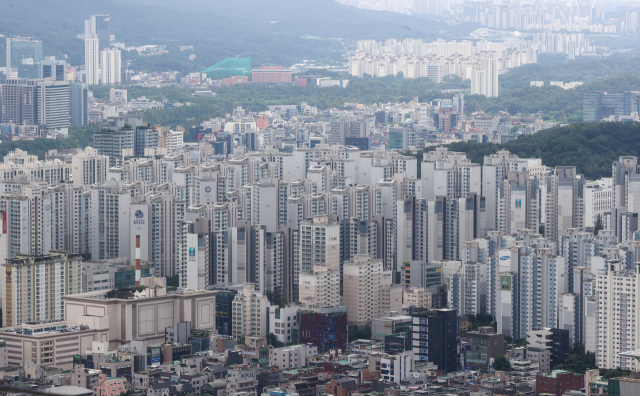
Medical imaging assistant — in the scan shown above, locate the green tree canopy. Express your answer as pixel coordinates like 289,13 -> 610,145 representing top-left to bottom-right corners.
493,355 -> 511,372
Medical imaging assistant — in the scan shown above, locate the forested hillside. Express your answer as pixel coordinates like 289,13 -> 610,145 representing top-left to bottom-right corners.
415,121 -> 640,180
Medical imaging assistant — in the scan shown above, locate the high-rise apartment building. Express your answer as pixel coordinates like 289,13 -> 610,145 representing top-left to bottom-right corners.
5,37 -> 43,79
231,283 -> 270,337
93,127 -> 134,167
471,53 -> 499,97
100,48 -> 121,86
2,251 -> 83,327
134,125 -> 159,156
88,182 -> 132,261
299,215 -> 341,274
545,167 -> 585,243
84,35 -> 100,86
496,271 -> 519,337
596,260 -> 640,370
71,147 -> 108,186
298,266 -> 341,308
343,255 -> 398,326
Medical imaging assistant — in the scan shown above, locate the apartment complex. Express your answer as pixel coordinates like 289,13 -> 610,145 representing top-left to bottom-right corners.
2,251 -> 83,327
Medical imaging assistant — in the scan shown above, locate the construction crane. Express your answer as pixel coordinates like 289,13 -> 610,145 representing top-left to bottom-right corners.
561,108 -> 569,125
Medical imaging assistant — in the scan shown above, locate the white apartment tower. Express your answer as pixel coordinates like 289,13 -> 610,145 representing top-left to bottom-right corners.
2,252 -> 83,327
100,48 -> 121,86
299,215 -> 341,273
84,35 -> 100,86
545,167 -> 585,242
596,260 -> 640,370
343,255 -> 395,326
231,283 -> 270,337
298,266 -> 341,308
471,53 -> 499,97
71,147 -> 109,186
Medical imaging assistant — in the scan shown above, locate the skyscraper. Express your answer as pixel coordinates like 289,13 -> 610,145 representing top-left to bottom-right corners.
85,15 -> 111,51
37,80 -> 70,129
5,37 -> 43,79
1,79 -> 70,129
69,81 -> 88,127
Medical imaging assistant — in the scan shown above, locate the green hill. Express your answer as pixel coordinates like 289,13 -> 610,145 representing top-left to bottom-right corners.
416,121 -> 640,180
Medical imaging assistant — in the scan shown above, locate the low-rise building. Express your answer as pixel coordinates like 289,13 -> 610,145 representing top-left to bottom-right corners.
95,374 -> 128,396
536,370 -> 584,396
299,306 -> 348,353
64,286 -> 217,347
526,347 -> 551,374
226,365 -> 258,396
369,351 -> 415,385
371,315 -> 412,341
82,258 -> 154,292
268,306 -> 300,346
270,344 -> 318,369
403,287 -> 433,308
0,321 -> 109,369
465,327 -> 505,372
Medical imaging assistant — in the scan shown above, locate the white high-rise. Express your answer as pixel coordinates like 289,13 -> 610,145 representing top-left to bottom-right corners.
84,35 -> 100,85
343,255 -> 397,326
100,48 -> 121,86
471,52 -> 499,97
596,260 -> 640,370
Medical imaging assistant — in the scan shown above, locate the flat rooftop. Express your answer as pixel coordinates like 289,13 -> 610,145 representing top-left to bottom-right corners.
0,321 -> 96,336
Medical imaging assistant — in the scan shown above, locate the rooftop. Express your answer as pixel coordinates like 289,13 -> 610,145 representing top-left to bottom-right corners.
0,321 -> 92,336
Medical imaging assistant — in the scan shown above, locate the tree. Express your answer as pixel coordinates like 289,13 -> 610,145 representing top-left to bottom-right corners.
553,344 -> 596,373
166,274 -> 179,287
465,313 -> 495,331
267,333 -> 278,347
493,355 -> 511,372
348,325 -> 372,342
600,368 -> 631,379
594,214 -> 604,235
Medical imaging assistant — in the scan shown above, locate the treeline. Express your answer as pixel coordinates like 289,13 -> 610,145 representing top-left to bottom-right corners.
143,102 -> 232,132
468,72 -> 640,119
0,125 -> 97,160
499,58 -> 640,90
417,121 -> 640,180
97,70 -> 640,125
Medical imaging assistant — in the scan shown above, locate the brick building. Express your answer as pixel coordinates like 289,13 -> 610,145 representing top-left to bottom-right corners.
536,370 -> 584,396
325,378 -> 358,396
252,66 -> 292,84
